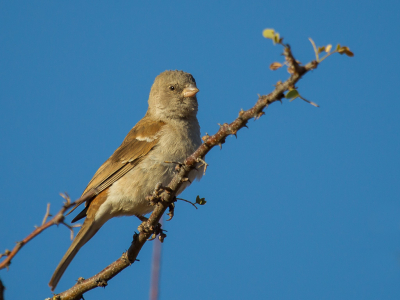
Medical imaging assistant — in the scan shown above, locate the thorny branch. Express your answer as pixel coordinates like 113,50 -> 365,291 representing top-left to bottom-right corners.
49,44 -> 320,300
0,192 -> 91,270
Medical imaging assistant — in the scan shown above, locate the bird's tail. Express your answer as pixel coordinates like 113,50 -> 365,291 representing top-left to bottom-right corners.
49,219 -> 99,291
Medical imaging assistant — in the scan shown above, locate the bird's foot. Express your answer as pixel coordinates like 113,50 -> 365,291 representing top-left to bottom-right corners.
164,160 -> 184,172
147,222 -> 167,243
145,182 -> 173,206
136,217 -> 167,242
137,217 -> 149,233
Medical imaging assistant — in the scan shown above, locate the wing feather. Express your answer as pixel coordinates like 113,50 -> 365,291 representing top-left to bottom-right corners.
68,117 -> 165,218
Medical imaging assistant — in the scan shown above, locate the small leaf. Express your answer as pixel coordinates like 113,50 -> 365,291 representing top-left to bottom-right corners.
273,33 -> 280,44
318,46 -> 325,53
336,44 -> 341,51
195,195 -> 207,205
338,46 -> 354,57
285,89 -> 299,100
262,29 -> 275,39
325,44 -> 332,53
269,62 -> 283,70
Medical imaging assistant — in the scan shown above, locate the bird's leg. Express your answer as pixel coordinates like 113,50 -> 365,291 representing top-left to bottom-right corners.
145,182 -> 167,206
137,216 -> 149,234
164,161 -> 184,173
140,182 -> 177,240
145,182 -> 174,207
136,215 -> 148,222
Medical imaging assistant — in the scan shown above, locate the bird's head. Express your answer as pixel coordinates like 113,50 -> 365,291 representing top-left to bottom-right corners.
148,70 -> 199,120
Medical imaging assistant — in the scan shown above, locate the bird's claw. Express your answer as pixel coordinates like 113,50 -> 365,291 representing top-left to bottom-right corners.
147,222 -> 167,242
165,160 -> 184,172
146,183 -> 173,206
166,202 -> 175,221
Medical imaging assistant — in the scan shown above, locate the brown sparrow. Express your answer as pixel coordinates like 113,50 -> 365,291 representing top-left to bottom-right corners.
49,70 -> 202,290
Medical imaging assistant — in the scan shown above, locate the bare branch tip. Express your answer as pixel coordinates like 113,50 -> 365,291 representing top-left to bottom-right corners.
176,198 -> 198,209
42,203 -> 51,226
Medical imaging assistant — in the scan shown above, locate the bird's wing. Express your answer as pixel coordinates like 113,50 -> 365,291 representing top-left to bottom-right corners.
67,117 -> 166,220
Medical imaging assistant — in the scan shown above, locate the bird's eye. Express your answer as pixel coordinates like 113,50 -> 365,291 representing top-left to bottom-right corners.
169,86 -> 175,91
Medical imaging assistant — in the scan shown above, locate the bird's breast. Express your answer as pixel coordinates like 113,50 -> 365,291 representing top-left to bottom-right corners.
95,118 -> 202,222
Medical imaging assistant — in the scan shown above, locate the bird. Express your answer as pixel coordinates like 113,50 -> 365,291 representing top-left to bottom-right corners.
49,70 -> 202,291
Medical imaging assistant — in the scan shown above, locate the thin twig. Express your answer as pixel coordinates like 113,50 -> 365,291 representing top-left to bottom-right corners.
318,50 -> 338,63
42,203 -> 51,226
176,198 -> 198,209
309,38 -> 319,61
61,221 -> 82,240
0,192 -> 93,270
299,96 -> 319,107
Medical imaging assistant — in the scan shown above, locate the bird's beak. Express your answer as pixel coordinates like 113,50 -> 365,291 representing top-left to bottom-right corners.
182,84 -> 199,98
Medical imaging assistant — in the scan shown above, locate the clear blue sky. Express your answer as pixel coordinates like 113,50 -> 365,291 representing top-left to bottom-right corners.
1,1 -> 399,299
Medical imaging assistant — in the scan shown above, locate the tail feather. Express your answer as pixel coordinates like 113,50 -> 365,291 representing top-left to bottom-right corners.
49,220 -> 99,291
